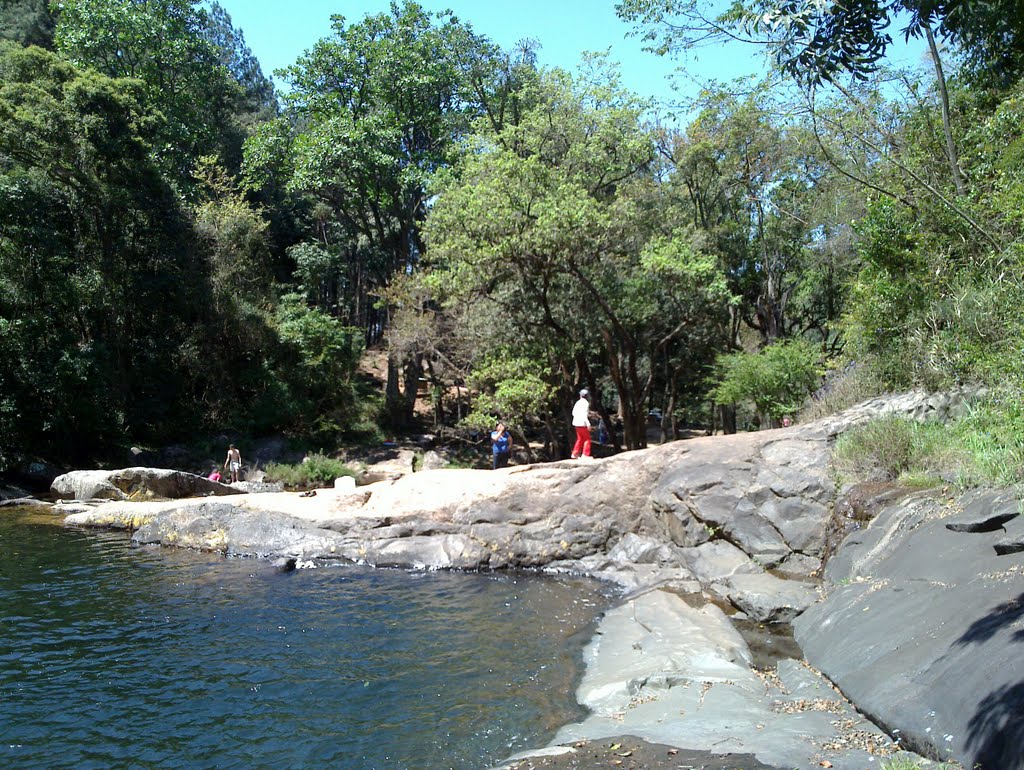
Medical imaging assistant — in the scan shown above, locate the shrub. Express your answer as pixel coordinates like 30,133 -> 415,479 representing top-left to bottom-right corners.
952,391 -> 1024,487
711,339 -> 822,426
799,361 -> 888,422
264,453 -> 357,489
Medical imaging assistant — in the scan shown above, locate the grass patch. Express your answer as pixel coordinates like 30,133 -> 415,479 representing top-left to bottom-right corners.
833,414 -> 956,486
951,391 -> 1024,487
264,453 -> 357,489
833,388 -> 1024,490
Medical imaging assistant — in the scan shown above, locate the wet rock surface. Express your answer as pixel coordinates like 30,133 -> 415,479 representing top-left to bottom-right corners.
494,735 -> 786,770
547,589 -> 915,770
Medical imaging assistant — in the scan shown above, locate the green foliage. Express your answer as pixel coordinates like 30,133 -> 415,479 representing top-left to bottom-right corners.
952,393 -> 1024,488
54,0 -> 246,187
0,41 -> 207,458
273,293 -> 364,439
799,362 -> 888,422
834,391 -> 1024,489
833,414 -> 952,483
0,0 -> 56,48
619,0 -> 1024,88
711,340 -> 822,425
461,356 -> 554,433
426,65 -> 733,448
264,453 -> 356,489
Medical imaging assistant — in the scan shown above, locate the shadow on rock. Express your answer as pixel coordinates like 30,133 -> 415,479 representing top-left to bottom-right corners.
955,593 -> 1024,769
955,591 -> 1024,645
964,680 -> 1024,770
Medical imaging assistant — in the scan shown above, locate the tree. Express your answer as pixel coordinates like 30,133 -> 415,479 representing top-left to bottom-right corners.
54,0 -> 244,188
243,1 -> 503,428
426,66 -> 733,450
711,339 -> 822,427
0,42 -> 209,462
0,0 -> 57,48
617,0 -> 1024,88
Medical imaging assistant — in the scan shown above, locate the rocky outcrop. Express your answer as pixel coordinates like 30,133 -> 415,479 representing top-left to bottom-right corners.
544,588 -> 923,770
51,467 -> 242,502
795,484 -> 1024,770
131,501 -> 345,557
645,429 -> 834,571
57,388 -> 999,769
60,390 -> 975,616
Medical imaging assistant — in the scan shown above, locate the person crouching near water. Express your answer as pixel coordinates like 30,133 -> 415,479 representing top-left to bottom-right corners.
490,422 -> 512,469
571,389 -> 593,459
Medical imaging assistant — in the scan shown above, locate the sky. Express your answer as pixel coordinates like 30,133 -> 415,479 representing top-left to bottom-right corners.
214,0 -> 763,113
214,0 -> 931,119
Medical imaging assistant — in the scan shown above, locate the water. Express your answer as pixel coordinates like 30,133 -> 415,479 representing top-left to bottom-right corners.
0,509 -> 612,769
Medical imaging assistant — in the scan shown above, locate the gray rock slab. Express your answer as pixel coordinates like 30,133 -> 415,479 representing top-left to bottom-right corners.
131,502 -> 347,558
945,488 -> 1020,532
995,516 -> 1024,555
717,572 -> 820,623
555,590 -> 915,770
796,488 -> 1024,769
680,540 -> 762,586
493,738 -> 786,770
0,497 -> 51,508
52,467 -> 241,502
0,483 -> 32,500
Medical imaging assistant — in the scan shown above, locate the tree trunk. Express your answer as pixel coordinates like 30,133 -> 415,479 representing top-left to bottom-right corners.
926,25 -> 966,198
385,354 -> 403,427
719,403 -> 737,435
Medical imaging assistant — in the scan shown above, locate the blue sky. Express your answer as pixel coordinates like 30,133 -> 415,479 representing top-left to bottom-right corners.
215,0 -> 764,110
214,0 -> 930,118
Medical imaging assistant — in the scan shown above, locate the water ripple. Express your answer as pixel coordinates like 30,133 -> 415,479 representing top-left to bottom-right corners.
0,512 -> 611,769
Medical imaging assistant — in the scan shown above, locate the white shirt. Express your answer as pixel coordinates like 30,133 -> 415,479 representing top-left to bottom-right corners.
571,397 -> 590,427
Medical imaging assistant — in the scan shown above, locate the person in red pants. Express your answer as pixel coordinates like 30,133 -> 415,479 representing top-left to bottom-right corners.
571,389 -> 593,459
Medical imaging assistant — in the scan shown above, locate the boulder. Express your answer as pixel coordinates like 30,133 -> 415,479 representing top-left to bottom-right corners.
716,572 -> 819,623
51,467 -> 242,501
994,517 -> 1024,555
945,488 -> 1020,532
271,556 -> 297,573
647,430 -> 834,567
334,475 -> 357,491
131,502 -> 346,558
0,496 -> 50,508
419,450 -> 448,471
0,483 -> 32,501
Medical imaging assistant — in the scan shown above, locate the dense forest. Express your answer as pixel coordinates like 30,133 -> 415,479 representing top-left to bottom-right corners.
3,0 -> 1024,479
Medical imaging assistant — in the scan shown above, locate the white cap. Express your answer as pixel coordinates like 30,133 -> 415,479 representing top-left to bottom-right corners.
580,388 -> 589,397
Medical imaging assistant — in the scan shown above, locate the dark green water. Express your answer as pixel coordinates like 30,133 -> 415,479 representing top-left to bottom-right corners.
0,510 -> 611,769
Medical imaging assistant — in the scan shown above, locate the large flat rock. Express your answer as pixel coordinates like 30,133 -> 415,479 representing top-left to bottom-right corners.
796,487 -> 1024,769
552,589 -> 922,770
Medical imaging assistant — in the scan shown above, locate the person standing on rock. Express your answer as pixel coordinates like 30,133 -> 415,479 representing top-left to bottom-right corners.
571,389 -> 593,459
490,422 -> 512,469
223,444 -> 242,483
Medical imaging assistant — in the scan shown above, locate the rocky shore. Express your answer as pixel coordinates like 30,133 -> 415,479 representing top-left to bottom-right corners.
31,388 -> 1022,769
